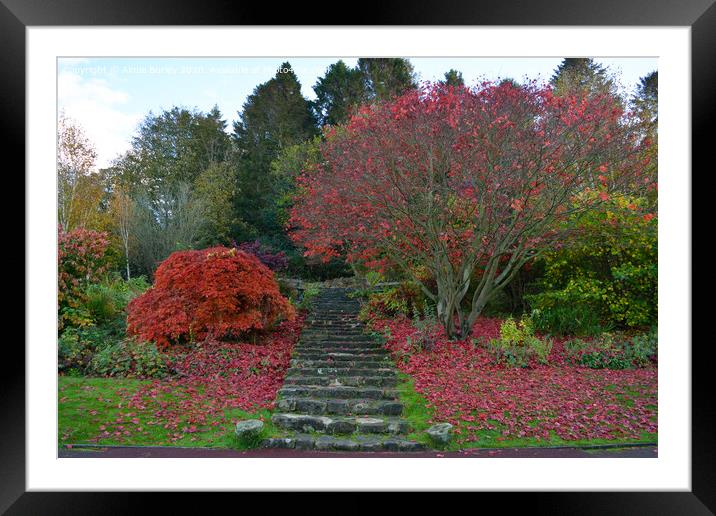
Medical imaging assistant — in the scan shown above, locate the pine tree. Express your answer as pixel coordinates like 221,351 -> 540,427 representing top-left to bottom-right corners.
232,62 -> 318,240
442,69 -> 464,87
357,58 -> 417,100
633,71 -> 658,132
550,58 -> 617,98
312,60 -> 367,126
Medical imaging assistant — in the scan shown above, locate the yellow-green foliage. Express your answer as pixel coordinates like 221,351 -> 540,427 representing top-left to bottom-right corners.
488,317 -> 553,367
529,193 -> 657,330
360,281 -> 428,322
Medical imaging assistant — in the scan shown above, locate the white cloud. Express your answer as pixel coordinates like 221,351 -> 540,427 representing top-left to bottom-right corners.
58,71 -> 142,168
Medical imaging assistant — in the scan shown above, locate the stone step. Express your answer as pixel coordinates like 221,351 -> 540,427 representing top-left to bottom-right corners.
301,330 -> 367,335
308,315 -> 359,318
271,413 -> 410,435
304,315 -> 361,318
284,375 -> 398,387
300,334 -> 373,340
292,353 -> 391,367
303,324 -> 362,328
305,314 -> 360,317
306,307 -> 359,310
302,328 -> 365,332
299,337 -> 375,343
262,434 -> 425,452
296,341 -> 383,348
291,351 -> 393,360
294,347 -> 388,355
298,341 -> 379,347
291,359 -> 391,369
299,335 -> 377,341
293,348 -> 387,356
307,311 -> 360,315
278,385 -> 397,400
307,314 -> 359,317
276,397 -> 404,416
307,313 -> 360,316
301,328 -> 369,332
292,356 -> 390,365
286,367 -> 396,377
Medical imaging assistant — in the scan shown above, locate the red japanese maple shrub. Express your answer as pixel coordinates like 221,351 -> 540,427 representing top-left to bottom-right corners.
127,247 -> 295,348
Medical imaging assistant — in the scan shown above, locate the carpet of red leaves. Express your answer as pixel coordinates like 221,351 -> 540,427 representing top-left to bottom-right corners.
90,315 -> 305,445
373,316 -> 657,445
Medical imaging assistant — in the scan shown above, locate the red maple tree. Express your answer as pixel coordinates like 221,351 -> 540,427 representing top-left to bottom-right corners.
289,81 -> 653,338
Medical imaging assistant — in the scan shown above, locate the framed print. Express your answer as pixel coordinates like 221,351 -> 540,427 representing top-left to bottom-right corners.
8,0 -> 710,510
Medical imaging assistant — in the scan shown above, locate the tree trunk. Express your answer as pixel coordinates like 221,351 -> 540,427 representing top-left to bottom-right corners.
436,275 -> 465,340
125,249 -> 131,280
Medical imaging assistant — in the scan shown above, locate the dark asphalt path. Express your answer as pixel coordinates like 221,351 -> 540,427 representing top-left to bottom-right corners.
58,444 -> 657,458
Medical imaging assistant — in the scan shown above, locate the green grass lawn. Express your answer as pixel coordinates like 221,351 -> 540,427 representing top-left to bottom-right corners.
58,376 -> 280,449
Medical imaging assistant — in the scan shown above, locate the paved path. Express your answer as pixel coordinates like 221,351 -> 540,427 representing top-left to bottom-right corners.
59,445 -> 657,458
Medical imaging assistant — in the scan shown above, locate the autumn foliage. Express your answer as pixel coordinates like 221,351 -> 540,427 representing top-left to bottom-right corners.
127,247 -> 295,348
58,226 -> 110,330
372,315 -> 656,443
290,81 -> 653,338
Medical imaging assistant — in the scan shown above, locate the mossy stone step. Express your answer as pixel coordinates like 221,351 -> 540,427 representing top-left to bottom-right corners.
261,434 -> 426,452
283,375 -> 398,387
276,397 -> 404,416
294,345 -> 386,353
278,385 -> 397,400
290,359 -> 392,369
300,334 -> 375,340
271,413 -> 410,435
293,349 -> 388,357
286,366 -> 396,377
296,349 -> 388,356
293,353 -> 387,360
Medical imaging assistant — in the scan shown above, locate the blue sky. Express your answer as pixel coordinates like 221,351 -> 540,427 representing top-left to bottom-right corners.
58,57 -> 657,168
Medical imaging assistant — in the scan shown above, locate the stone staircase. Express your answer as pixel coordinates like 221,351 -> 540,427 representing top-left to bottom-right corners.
261,287 -> 426,452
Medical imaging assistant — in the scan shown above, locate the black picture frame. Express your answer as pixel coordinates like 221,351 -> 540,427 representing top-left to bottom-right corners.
8,0 -> 708,510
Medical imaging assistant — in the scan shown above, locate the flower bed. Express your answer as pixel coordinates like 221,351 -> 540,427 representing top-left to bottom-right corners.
372,316 -> 657,446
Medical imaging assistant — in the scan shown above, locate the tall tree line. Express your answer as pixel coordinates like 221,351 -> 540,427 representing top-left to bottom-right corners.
58,57 -> 656,281
58,58 -> 418,279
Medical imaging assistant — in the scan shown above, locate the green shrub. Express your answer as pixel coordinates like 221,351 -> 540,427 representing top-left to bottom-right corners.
351,271 -> 385,300
406,308 -> 439,352
487,317 -> 553,368
58,325 -> 120,373
563,328 -> 657,369
529,193 -> 657,330
622,328 -> 658,367
528,299 -> 613,337
58,328 -> 88,372
359,281 -> 429,322
84,284 -> 122,323
579,349 -> 632,369
297,283 -> 320,311
89,338 -> 168,378
81,275 -> 150,326
277,278 -> 300,304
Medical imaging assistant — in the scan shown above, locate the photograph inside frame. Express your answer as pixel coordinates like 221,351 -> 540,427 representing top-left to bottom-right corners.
56,56 -> 658,458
